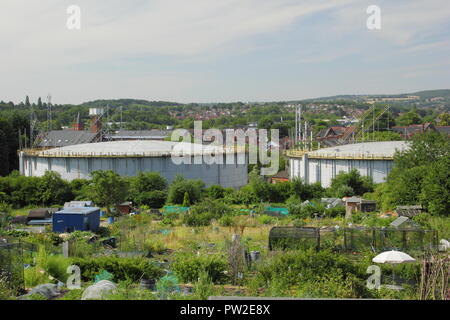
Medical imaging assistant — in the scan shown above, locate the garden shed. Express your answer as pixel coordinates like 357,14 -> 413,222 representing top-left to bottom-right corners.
27,208 -> 59,225
52,207 -> 100,233
395,205 -> 423,218
117,201 -> 133,215
64,201 -> 94,208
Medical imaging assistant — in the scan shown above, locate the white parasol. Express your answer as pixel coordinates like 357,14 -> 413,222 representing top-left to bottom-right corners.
372,250 -> 416,288
372,250 -> 416,264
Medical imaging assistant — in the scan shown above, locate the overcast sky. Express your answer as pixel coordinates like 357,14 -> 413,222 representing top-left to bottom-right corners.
1,0 -> 450,104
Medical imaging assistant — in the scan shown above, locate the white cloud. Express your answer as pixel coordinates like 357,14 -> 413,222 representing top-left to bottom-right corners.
0,0 -> 449,103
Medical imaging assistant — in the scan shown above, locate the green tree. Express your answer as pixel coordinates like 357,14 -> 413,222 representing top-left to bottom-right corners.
0,130 -> 9,176
130,172 -> 167,193
420,156 -> 450,215
437,113 -> 450,126
89,171 -> 128,214
205,185 -> 225,200
396,110 -> 422,126
38,171 -> 72,205
167,175 -> 204,205
135,190 -> 167,208
330,169 -> 373,196
380,132 -> 450,211
182,192 -> 190,207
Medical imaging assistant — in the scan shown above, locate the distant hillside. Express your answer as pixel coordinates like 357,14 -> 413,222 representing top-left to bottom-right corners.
411,89 -> 450,99
81,99 -> 183,108
297,89 -> 450,103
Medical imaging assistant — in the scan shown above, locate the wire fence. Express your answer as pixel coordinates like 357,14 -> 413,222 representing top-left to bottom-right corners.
0,241 -> 25,294
269,226 -> 438,254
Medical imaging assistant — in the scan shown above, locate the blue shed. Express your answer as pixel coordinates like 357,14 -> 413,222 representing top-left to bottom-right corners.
52,207 -> 100,233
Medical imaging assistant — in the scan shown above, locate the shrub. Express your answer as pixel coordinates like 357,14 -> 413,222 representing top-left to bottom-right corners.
46,255 -> 72,282
256,249 -> 364,291
296,270 -> 367,299
218,215 -> 235,227
167,175 -> 204,205
193,271 -> 216,300
172,254 -> 228,284
258,215 -> 275,225
135,190 -> 167,208
58,289 -> 84,300
182,200 -> 232,227
325,206 -> 346,218
69,257 -> 164,282
24,267 -> 48,288
205,185 -> 225,200
182,212 -> 214,227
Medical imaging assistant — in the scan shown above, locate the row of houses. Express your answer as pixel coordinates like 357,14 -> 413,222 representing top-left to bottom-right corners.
316,123 -> 450,147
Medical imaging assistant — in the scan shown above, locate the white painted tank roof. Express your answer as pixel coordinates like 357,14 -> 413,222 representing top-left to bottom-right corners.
36,140 -> 235,157
311,141 -> 410,157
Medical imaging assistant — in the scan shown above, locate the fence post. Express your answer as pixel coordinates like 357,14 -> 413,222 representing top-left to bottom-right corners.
62,241 -> 69,258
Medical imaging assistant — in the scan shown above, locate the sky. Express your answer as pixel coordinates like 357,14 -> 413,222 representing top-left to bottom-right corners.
1,0 -> 450,104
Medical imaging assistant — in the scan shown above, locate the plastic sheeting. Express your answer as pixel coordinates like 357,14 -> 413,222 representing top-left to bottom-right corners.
81,280 -> 117,300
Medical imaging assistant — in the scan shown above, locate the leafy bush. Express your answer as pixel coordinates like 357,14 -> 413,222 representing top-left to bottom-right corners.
296,270 -> 367,298
256,249 -> 365,293
182,199 -> 232,227
193,271 -> 216,300
135,190 -> 167,208
218,215 -> 235,227
167,175 -> 205,205
172,254 -> 228,284
330,169 -> 374,196
58,289 -> 84,300
46,255 -> 72,282
24,267 -> 48,288
205,185 -> 225,200
182,212 -> 214,227
258,215 -> 275,225
325,206 -> 346,218
70,257 -> 164,282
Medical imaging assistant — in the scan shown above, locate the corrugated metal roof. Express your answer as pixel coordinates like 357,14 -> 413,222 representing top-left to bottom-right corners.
310,141 -> 409,157
55,207 -> 100,215
109,130 -> 172,140
37,130 -> 99,147
32,140 -> 240,157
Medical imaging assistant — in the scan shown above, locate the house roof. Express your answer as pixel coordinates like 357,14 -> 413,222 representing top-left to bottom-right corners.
344,197 -> 362,203
395,205 -> 423,217
392,123 -> 436,135
37,130 -> 99,148
28,209 -> 52,219
108,130 -> 172,140
64,201 -> 94,208
272,170 -> 289,180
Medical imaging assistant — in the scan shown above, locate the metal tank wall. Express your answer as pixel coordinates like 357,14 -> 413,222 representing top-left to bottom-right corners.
289,157 -> 393,188
19,153 -> 248,188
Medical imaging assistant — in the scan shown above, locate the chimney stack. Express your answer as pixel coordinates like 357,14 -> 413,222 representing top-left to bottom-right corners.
89,108 -> 104,133
73,113 -> 84,131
